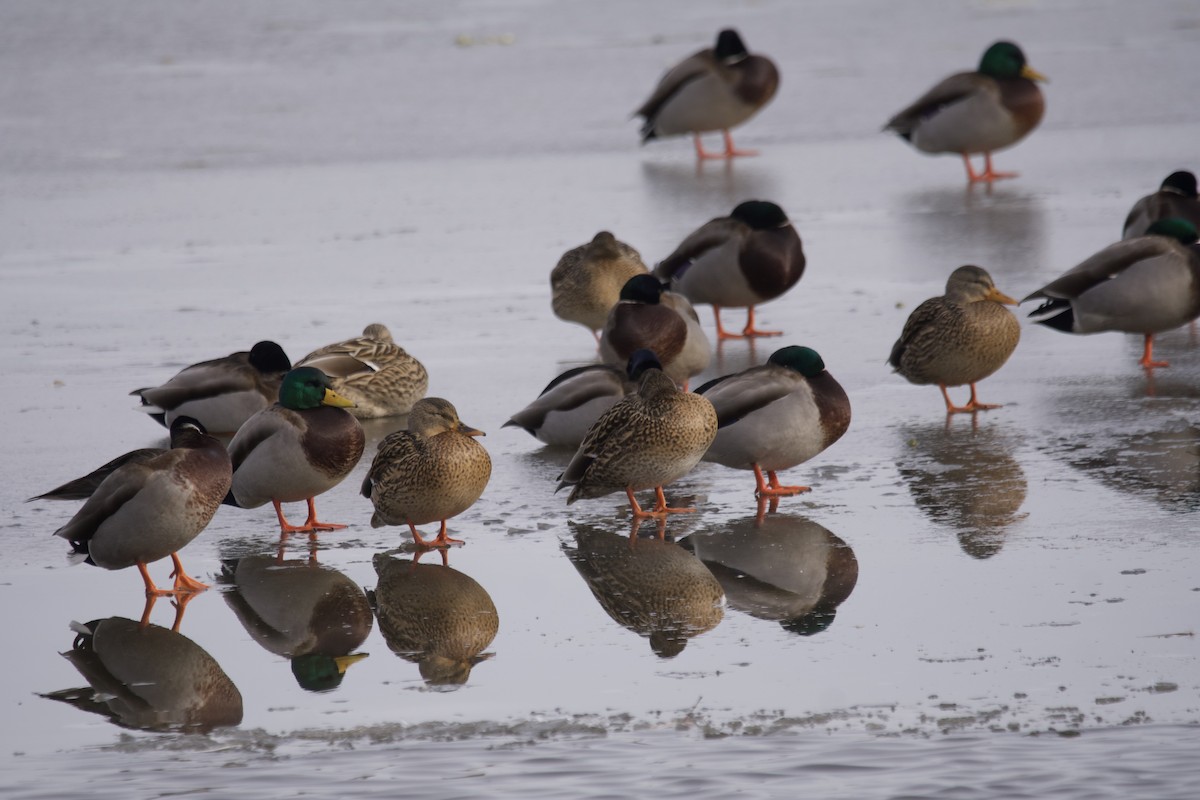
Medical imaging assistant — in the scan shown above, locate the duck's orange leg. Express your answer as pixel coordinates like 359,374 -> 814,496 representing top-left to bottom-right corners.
721,129 -> 758,158
409,520 -> 463,548
169,552 -> 209,593
693,134 -> 724,160
713,306 -> 743,340
964,152 -> 1018,183
753,464 -> 810,497
136,561 -> 174,597
302,497 -> 347,532
940,383 -> 1001,414
1140,333 -> 1169,368
741,306 -> 782,338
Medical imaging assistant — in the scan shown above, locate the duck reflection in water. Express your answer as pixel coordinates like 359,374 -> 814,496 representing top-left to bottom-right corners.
897,421 -> 1027,558
220,552 -> 373,692
1056,421 -> 1200,513
41,616 -> 242,733
562,520 -> 724,658
681,501 -> 858,635
369,551 -> 498,686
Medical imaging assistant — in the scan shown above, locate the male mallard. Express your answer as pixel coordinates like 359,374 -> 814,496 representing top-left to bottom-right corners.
361,398 -> 491,548
224,367 -> 365,533
51,417 -> 232,596
551,231 -> 649,341
889,265 -> 1020,413
1123,171 -> 1200,239
42,617 -> 243,732
1024,218 -> 1200,368
370,552 -> 498,685
655,200 -> 805,340
297,324 -> 428,418
503,364 -> 634,448
635,28 -> 779,160
557,349 -> 717,518
599,274 -> 711,388
695,346 -> 850,497
132,341 -> 292,435
884,41 -> 1047,183
221,555 -> 372,692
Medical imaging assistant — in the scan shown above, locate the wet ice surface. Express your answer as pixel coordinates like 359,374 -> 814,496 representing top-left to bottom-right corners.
3,0 -> 1200,796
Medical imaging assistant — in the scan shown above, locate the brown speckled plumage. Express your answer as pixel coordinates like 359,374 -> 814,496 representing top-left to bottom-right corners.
551,232 -> 648,335
298,324 -> 428,418
558,368 -> 717,504
361,398 -> 491,543
889,266 -> 1020,391
370,553 -> 498,685
564,523 -> 724,658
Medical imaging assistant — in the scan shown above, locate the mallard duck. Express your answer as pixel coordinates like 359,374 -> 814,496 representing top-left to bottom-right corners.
635,28 -> 779,160
557,349 -> 717,518
42,617 -> 242,732
599,274 -> 711,388
551,231 -> 649,340
1123,171 -> 1200,239
297,324 -> 428,418
361,397 -> 491,548
682,513 -> 858,636
884,41 -> 1047,183
889,265 -> 1020,413
51,417 -> 231,596
503,364 -> 634,448
563,522 -> 724,658
221,555 -> 372,692
1024,218 -> 1200,368
695,346 -> 850,497
132,341 -> 292,435
225,367 -> 365,533
654,200 -> 805,340
370,552 -> 498,685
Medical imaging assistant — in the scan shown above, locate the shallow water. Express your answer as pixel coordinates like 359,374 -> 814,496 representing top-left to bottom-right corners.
3,1 -> 1199,797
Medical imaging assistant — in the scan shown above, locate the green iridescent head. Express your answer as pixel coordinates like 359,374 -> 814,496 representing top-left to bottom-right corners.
1146,218 -> 1199,245
278,367 -> 355,410
978,41 -> 1046,82
768,346 -> 826,378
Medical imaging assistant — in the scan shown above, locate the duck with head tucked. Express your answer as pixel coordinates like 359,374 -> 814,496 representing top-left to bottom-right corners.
361,398 -> 491,548
655,200 -> 805,340
884,41 -> 1047,183
599,274 -> 711,389
1024,219 -> 1200,369
503,363 -> 635,449
635,28 -> 779,160
551,231 -> 649,342
1122,171 -> 1200,239
889,265 -> 1020,414
132,341 -> 292,436
696,346 -> 850,497
51,416 -> 232,597
557,349 -> 717,519
297,324 -> 428,418
224,367 -> 365,533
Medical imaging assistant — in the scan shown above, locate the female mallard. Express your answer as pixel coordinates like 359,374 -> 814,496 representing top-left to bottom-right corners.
225,367 -> 365,533
551,231 -> 649,341
296,324 -> 428,418
1024,219 -> 1200,368
557,349 -> 717,518
361,398 -> 491,548
51,416 -> 232,596
503,364 -> 634,448
132,341 -> 292,435
1123,171 -> 1200,239
696,346 -> 850,497
636,28 -> 779,160
654,200 -> 805,340
599,274 -> 711,388
370,552 -> 498,685
889,265 -> 1020,413
884,41 -> 1047,183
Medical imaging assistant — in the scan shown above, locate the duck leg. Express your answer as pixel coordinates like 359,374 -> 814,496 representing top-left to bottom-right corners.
625,486 -> 695,518
409,520 -> 463,549
136,560 -> 173,597
753,464 -> 810,497
169,552 -> 209,593
940,383 -> 1000,414
1139,333 -> 1169,368
740,306 -> 782,338
713,306 -> 744,340
721,129 -> 758,158
301,497 -> 347,532
963,152 -> 1018,183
